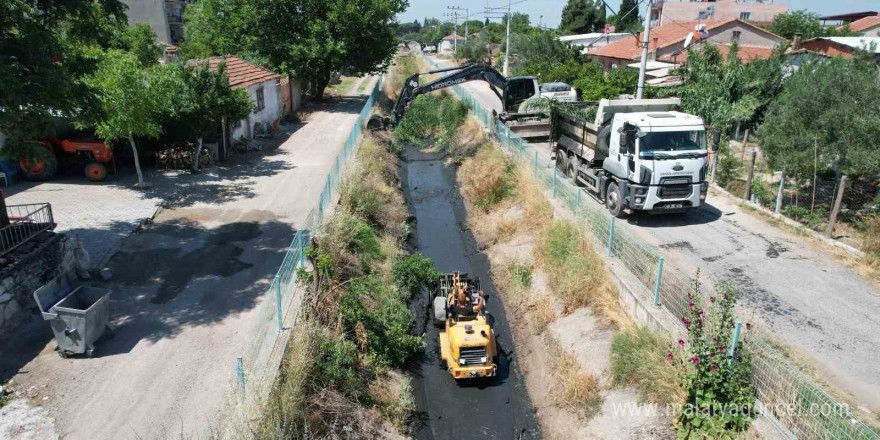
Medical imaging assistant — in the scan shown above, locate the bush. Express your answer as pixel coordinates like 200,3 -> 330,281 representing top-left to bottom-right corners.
394,93 -> 469,149
318,337 -> 364,398
340,277 -> 424,368
673,277 -> 755,439
751,180 -> 774,206
392,252 -> 441,300
611,327 -> 684,404
859,214 -> 880,255
716,143 -> 743,188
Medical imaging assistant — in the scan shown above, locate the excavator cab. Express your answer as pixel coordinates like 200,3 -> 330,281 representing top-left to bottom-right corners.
503,76 -> 539,111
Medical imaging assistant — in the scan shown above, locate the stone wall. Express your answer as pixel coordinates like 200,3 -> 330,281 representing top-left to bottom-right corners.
0,232 -> 75,333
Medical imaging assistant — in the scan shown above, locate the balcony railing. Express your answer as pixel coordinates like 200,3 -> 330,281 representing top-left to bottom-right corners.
1,203 -> 55,256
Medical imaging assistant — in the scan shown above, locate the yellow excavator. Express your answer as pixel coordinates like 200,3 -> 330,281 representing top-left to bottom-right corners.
433,272 -> 498,380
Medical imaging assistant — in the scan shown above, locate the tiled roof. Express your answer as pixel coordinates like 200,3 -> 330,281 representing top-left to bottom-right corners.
194,56 -> 281,89
591,18 -> 781,61
659,43 -> 775,63
842,15 -> 880,32
442,34 -> 466,41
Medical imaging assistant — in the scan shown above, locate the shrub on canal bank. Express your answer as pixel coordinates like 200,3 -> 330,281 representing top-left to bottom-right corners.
611,326 -> 684,405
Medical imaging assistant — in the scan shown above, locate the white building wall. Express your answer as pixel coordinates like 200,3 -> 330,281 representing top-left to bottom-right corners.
121,0 -> 172,44
232,80 -> 282,140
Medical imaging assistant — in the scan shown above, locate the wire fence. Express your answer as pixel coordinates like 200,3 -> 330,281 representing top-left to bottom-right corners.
221,76 -> 385,431
418,50 -> 880,440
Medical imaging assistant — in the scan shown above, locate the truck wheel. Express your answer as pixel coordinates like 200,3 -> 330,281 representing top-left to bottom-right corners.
568,156 -> 581,185
555,152 -> 568,174
606,182 -> 626,218
19,147 -> 58,182
85,163 -> 108,182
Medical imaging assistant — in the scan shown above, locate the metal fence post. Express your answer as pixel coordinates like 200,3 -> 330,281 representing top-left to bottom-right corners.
552,167 -> 557,197
236,356 -> 245,393
653,258 -> 665,307
274,275 -> 283,333
607,216 -> 615,257
728,322 -> 743,366
533,151 -> 538,176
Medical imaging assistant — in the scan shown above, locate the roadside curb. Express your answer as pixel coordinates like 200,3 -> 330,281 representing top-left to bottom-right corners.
709,183 -> 864,258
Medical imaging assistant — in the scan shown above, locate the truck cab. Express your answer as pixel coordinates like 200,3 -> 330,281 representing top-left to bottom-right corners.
605,111 -> 709,214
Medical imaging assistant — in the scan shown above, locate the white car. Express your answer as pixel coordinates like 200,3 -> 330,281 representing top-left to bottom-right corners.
539,82 -> 577,102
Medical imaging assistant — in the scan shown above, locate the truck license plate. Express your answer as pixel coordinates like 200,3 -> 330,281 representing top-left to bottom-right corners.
666,203 -> 684,209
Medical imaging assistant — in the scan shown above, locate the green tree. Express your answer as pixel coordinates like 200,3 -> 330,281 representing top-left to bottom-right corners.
670,43 -> 783,135
180,0 -> 253,59
118,23 -> 164,67
761,56 -> 880,177
163,62 -> 253,171
765,10 -> 859,41
560,0 -> 607,34
0,0 -> 126,137
82,51 -> 167,186
617,0 -> 641,32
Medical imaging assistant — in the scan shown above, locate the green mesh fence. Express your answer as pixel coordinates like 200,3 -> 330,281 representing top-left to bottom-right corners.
416,50 -> 880,440
225,76 -> 385,425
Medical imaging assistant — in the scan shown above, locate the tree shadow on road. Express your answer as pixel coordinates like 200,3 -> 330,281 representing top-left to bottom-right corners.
0,216 -> 296,381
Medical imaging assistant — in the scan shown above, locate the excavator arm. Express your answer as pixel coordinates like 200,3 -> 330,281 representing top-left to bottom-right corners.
369,64 -> 509,131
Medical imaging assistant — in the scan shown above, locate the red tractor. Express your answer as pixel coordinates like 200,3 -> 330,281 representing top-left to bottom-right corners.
18,139 -> 114,182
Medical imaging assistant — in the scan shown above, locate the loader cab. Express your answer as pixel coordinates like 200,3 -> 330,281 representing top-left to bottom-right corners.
503,76 -> 539,111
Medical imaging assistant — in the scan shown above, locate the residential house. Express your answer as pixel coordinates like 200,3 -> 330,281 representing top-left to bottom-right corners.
650,0 -> 787,27
589,19 -> 786,69
121,0 -> 190,45
797,37 -> 880,62
439,34 -> 466,52
819,11 -> 878,27
197,56 -> 282,140
558,33 -> 630,54
840,15 -> 880,37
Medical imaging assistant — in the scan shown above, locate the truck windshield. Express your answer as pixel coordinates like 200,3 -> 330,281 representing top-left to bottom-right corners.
640,131 -> 706,152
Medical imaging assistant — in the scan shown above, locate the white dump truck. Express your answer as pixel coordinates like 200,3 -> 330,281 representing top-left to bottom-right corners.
551,98 -> 709,217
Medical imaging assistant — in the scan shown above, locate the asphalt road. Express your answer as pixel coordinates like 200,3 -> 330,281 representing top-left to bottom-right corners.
404,147 -> 540,440
426,55 -> 880,413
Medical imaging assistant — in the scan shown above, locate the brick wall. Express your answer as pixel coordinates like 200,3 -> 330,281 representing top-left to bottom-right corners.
0,232 -> 75,333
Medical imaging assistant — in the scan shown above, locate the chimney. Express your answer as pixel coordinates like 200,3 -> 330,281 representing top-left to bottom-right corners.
793,32 -> 802,50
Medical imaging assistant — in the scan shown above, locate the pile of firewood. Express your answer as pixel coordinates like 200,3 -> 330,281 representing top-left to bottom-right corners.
155,142 -> 212,170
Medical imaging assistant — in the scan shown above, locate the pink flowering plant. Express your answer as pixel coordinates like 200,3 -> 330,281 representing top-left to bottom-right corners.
672,272 -> 755,439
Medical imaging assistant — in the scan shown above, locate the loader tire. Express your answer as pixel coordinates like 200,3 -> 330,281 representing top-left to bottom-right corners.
433,296 -> 447,326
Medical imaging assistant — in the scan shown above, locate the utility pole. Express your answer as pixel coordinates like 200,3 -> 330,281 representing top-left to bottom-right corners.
484,0 -> 515,76
443,10 -> 460,51
636,0 -> 653,99
448,6 -> 468,43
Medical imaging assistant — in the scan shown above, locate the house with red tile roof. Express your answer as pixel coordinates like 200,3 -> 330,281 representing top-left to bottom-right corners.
589,18 -> 785,69
840,15 -> 880,37
195,56 -> 283,140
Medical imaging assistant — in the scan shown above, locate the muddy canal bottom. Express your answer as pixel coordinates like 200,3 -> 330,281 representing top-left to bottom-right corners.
405,148 -> 539,440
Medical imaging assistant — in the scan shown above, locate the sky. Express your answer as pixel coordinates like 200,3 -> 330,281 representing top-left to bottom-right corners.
398,0 -> 879,30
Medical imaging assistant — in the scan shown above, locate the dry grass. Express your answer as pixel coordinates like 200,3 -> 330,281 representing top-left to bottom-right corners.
459,146 -> 516,211
537,220 -> 627,328
610,326 -> 684,405
529,295 -> 556,331
555,351 -> 603,417
369,371 -> 416,433
445,118 -> 488,163
338,138 -> 409,242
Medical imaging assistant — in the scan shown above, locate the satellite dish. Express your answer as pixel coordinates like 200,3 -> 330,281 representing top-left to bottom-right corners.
684,32 -> 694,48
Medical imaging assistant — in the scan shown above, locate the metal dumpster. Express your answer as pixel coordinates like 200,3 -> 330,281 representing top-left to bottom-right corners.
34,276 -> 113,357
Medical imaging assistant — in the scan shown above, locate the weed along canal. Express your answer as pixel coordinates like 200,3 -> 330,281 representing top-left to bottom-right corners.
404,147 -> 540,440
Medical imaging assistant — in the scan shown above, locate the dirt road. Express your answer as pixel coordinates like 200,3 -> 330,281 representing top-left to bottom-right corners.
426,56 -> 880,413
0,79 -> 379,440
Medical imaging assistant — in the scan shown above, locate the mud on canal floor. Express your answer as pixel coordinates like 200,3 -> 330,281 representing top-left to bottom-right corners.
402,147 -> 540,440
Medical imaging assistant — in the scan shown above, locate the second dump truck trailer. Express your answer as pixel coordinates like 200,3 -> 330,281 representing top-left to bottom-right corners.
550,98 -> 710,217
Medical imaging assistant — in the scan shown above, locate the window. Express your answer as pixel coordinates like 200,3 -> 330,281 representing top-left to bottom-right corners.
732,30 -> 741,41
739,12 -> 751,20
640,130 -> 707,152
255,87 -> 265,111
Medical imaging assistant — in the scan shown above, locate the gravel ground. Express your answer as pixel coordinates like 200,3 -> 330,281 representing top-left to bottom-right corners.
0,79 -> 378,440
427,55 -> 880,414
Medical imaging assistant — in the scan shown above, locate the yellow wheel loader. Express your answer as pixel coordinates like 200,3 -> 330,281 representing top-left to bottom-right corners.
432,272 -> 498,380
